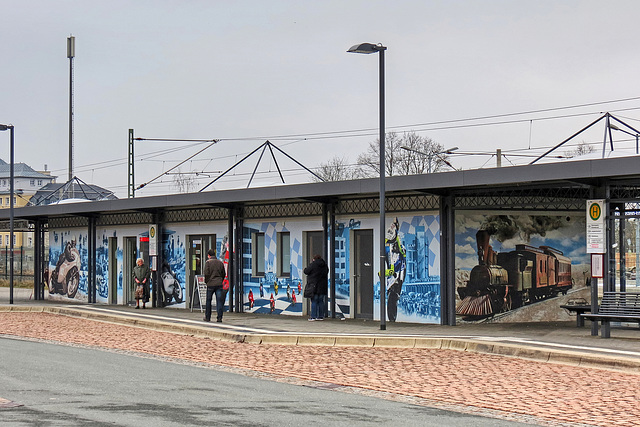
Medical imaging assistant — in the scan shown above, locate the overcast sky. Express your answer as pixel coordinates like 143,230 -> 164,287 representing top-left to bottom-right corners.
2,0 -> 640,198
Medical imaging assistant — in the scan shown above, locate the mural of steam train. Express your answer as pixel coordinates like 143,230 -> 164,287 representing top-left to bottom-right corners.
456,230 -> 572,317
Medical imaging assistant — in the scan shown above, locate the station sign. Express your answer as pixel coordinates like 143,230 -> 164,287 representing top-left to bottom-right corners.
586,199 -> 605,254
149,224 -> 158,256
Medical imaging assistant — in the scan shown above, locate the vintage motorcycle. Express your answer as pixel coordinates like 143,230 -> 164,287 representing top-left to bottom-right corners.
49,245 -> 81,298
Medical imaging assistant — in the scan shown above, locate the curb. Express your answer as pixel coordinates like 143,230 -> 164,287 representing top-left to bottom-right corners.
2,305 -> 639,374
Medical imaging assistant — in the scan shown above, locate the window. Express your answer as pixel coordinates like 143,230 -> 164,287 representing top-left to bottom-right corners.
277,232 -> 290,277
0,235 -> 3,245
37,179 -> 43,186
4,197 -> 8,205
251,232 -> 265,276
30,179 -> 35,186
28,237 -> 33,247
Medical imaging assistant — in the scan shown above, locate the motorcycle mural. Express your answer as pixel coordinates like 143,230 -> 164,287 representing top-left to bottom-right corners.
161,261 -> 183,304
49,237 -> 81,298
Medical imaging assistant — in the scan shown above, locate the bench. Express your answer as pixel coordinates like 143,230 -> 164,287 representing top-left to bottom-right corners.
560,304 -> 591,327
582,292 -> 640,338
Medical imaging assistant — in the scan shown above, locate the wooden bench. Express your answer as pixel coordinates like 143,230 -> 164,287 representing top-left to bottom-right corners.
560,304 -> 591,327
582,292 -> 640,338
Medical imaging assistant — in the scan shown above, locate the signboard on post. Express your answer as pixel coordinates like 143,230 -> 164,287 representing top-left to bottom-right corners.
149,224 -> 158,256
586,199 -> 605,254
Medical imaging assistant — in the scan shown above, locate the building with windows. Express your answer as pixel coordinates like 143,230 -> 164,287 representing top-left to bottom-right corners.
0,160 -> 56,247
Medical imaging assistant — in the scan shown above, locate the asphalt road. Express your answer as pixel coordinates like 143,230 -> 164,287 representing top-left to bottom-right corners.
0,336 -> 532,427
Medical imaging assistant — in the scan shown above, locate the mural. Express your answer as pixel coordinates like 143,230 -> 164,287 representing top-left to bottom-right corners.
159,229 -> 185,307
48,229 -> 86,301
336,214 -> 441,324
455,212 -> 589,321
243,222 -> 303,316
381,215 -> 440,323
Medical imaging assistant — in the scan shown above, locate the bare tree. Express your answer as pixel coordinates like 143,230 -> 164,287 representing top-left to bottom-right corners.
357,131 -> 447,177
564,141 -> 595,158
172,168 -> 197,193
313,156 -> 363,182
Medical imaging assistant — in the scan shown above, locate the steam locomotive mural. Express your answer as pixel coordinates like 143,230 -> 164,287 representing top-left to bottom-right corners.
456,229 -> 572,317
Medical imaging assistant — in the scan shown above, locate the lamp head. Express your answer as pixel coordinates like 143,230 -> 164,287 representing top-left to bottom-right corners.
347,43 -> 387,54
0,124 -> 12,131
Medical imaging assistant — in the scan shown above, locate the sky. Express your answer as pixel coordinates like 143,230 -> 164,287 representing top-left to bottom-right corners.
2,0 -> 640,198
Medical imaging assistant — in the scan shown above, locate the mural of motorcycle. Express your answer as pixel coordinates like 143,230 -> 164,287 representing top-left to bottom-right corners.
49,241 -> 81,299
161,262 -> 183,304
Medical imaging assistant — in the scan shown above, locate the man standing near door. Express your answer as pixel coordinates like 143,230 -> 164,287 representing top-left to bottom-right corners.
203,249 -> 226,323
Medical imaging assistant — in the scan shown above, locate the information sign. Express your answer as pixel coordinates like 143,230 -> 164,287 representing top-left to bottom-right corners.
586,199 -> 605,254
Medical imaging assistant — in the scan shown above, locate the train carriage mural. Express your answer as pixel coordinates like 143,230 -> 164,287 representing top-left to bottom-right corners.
455,212 -> 589,321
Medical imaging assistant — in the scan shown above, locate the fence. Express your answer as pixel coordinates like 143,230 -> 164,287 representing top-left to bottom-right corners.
0,246 -> 47,281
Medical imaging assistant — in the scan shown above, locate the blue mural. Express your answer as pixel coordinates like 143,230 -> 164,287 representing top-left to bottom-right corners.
48,230 -> 86,301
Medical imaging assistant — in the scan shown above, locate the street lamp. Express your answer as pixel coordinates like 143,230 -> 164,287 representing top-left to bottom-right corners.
348,42 -> 387,330
0,124 -> 14,304
609,123 -> 640,155
401,146 -> 458,172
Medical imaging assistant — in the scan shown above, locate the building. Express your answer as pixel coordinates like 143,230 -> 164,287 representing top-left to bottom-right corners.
0,160 -> 55,247
3,156 -> 639,326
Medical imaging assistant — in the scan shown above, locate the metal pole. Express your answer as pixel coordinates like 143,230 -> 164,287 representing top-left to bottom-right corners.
9,125 -> 14,304
67,36 -> 75,189
378,48 -> 386,330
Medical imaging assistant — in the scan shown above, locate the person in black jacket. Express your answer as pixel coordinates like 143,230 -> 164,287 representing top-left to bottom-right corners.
303,254 -> 328,321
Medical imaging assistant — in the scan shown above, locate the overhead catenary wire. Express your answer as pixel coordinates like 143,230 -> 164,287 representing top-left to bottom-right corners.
52,95 -> 640,194
135,139 -> 220,190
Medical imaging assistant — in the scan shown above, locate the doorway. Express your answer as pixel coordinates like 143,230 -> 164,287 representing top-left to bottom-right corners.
303,231 -> 324,315
123,237 -> 137,305
352,229 -> 373,319
187,234 -> 216,309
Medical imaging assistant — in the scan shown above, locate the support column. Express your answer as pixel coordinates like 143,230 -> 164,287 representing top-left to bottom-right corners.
439,194 -> 456,326
33,220 -> 42,300
322,203 -> 329,318
330,202 -> 336,318
227,208 -> 235,312
234,209 -> 244,313
87,216 -> 97,303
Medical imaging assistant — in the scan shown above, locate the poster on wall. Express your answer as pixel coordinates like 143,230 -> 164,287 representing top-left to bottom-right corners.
455,212 -> 589,322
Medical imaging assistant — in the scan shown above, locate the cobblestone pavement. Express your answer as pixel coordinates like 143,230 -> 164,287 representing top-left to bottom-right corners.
2,312 -> 639,427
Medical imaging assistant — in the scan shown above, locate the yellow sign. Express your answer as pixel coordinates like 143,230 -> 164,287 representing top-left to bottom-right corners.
589,202 -> 601,221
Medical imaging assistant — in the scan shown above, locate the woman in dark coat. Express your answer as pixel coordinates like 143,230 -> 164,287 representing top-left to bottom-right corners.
303,254 -> 328,321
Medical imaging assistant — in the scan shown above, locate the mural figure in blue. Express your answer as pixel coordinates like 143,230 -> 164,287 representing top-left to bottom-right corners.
385,218 -> 406,322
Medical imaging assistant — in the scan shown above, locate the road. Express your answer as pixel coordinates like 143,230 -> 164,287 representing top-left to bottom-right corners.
0,336 -> 528,427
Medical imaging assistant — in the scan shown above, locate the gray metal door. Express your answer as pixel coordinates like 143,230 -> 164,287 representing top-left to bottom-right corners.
108,237 -> 117,304
354,229 -> 373,319
123,237 -> 137,305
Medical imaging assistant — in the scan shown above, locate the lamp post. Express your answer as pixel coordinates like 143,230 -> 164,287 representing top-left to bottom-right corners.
401,146 -> 458,173
348,42 -> 387,330
609,123 -> 640,155
0,124 -> 14,304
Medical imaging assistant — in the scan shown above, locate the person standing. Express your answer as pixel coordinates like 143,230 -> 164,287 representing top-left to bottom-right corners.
303,254 -> 328,321
203,249 -> 227,323
133,258 -> 150,309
